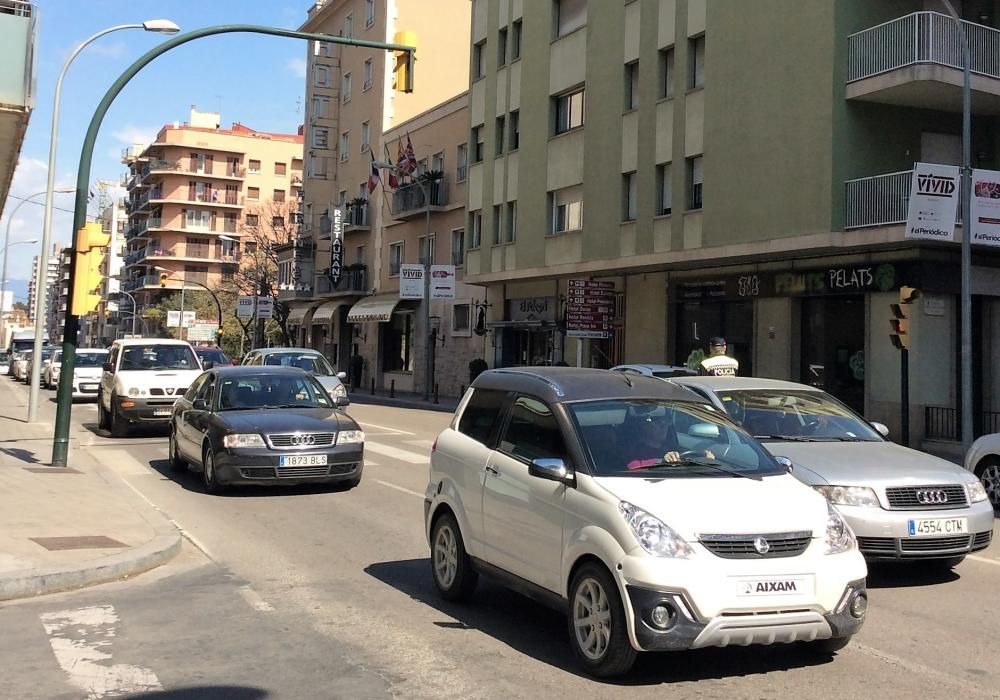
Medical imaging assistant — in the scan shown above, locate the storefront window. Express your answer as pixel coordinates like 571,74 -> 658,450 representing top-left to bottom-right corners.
800,296 -> 865,413
383,312 -> 413,372
675,300 -> 752,373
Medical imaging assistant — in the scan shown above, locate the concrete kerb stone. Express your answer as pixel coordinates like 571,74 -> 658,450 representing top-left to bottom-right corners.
349,393 -> 459,413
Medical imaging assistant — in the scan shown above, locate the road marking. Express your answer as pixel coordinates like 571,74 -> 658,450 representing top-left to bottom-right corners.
40,605 -> 162,698
849,642 -> 994,697
967,554 -> 1000,567
238,585 -> 275,612
374,479 -> 424,499
356,421 -> 415,436
404,438 -> 435,450
365,440 -> 429,464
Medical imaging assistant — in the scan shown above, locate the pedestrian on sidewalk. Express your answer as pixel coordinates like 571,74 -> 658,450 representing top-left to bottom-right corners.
699,337 -> 739,377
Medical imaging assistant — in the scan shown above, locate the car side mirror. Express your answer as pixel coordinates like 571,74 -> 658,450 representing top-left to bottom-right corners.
202,361 -> 214,370
871,422 -> 890,438
192,398 -> 208,411
774,456 -> 794,472
529,458 -> 575,486
337,371 -> 348,380
335,395 -> 351,408
688,422 -> 721,439
102,362 -> 114,373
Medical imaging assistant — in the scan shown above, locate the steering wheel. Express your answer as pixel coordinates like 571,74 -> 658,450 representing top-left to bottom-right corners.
802,418 -> 822,435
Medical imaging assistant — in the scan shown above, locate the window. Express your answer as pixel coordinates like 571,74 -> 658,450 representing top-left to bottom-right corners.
338,189 -> 347,205
247,187 -> 260,201
470,210 -> 483,248
248,159 -> 261,174
312,127 -> 329,149
366,0 -> 375,27
314,64 -> 330,87
509,110 -> 520,150
344,13 -> 353,38
275,162 -> 287,176
492,205 -> 502,245
458,388 -> 509,445
551,187 -> 583,233
625,61 -> 639,110
273,189 -> 286,203
555,0 -> 587,38
657,163 -> 672,215
340,131 -> 350,162
185,209 -> 211,230
342,72 -> 352,102
363,58 -> 373,90
312,95 -> 328,120
498,27 -> 508,66
389,242 -> 404,276
511,19 -> 522,60
689,35 -> 705,89
417,158 -> 428,175
506,201 -> 517,242
245,214 -> 259,227
473,40 -> 486,80
495,115 -> 505,155
659,47 -> 675,98
456,143 -> 468,181
554,89 -> 585,134
453,303 -> 471,334
499,396 -> 567,462
472,126 -> 484,162
451,227 -> 465,266
361,121 -> 370,152
313,40 -> 333,57
418,234 -> 435,265
272,215 -> 285,229
688,155 -> 703,210
623,172 -> 637,221
308,155 -> 328,179
355,244 -> 365,265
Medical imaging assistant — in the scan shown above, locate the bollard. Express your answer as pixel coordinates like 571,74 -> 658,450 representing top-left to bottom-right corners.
434,383 -> 439,405
390,379 -> 395,398
370,377 -> 375,395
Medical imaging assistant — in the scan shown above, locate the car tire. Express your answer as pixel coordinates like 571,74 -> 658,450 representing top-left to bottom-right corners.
814,635 -> 852,654
974,458 -> 1000,508
109,397 -> 130,438
167,426 -> 187,472
430,512 -> 478,601
202,444 -> 225,495
97,393 -> 109,431
567,562 -> 637,678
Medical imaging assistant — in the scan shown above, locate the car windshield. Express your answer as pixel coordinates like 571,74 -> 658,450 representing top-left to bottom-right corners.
51,352 -> 62,364
217,373 -> 332,410
197,349 -> 230,365
0,352 -> 8,363
569,399 -> 782,478
714,389 -> 882,442
120,344 -> 199,371
75,352 -> 107,368
262,352 -> 334,376
41,348 -> 56,360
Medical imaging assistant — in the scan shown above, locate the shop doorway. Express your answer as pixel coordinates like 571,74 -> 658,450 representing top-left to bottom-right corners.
501,327 -> 555,367
674,300 -> 753,372
800,295 -> 865,413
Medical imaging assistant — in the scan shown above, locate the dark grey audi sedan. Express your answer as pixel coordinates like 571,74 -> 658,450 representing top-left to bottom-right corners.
168,366 -> 364,493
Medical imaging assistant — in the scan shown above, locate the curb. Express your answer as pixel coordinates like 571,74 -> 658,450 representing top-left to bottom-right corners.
348,393 -> 458,413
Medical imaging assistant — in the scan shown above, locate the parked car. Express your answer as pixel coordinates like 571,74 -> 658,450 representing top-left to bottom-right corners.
610,363 -> 698,379
13,350 -> 31,381
424,367 -> 867,677
241,347 -> 350,406
674,376 -> 994,566
65,349 -> 109,400
168,366 -> 364,493
0,351 -> 9,375
964,434 -> 1000,509
98,338 -> 203,437
28,345 -> 58,384
43,349 -> 62,388
194,346 -> 234,368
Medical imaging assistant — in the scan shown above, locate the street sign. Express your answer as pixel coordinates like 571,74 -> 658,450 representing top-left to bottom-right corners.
566,279 -> 615,339
181,310 -> 196,328
399,264 -> 424,299
430,265 -> 456,299
256,297 -> 274,319
236,296 -> 255,318
166,310 -> 180,328
186,322 -> 219,342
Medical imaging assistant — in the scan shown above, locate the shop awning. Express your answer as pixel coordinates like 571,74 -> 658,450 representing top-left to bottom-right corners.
286,303 -> 319,325
312,300 -> 346,323
347,295 -> 403,323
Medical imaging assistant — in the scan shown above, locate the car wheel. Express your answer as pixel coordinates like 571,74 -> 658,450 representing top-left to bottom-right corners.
167,426 -> 187,472
568,562 -> 637,678
97,393 -> 109,431
974,459 -> 1000,508
202,444 -> 225,494
109,397 -> 130,438
430,512 -> 477,601
813,635 -> 852,654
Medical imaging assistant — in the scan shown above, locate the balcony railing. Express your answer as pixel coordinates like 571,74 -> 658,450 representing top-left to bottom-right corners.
316,266 -> 368,294
848,12 -> 1000,83
844,169 -> 965,229
392,178 -> 449,217
925,405 -> 1000,440
141,159 -> 246,180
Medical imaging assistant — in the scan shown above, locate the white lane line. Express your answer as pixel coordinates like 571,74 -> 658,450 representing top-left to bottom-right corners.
365,440 -> 429,464
356,421 -> 415,436
404,438 -> 435,450
116,468 -> 216,560
238,585 -> 275,612
967,554 -> 1000,567
374,479 -> 424,499
40,605 -> 162,698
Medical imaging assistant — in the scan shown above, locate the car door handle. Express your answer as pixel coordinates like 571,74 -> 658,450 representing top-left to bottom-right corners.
485,466 -> 499,476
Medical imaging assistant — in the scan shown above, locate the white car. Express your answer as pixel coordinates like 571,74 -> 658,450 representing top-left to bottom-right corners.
424,368 -> 867,677
43,350 -> 61,388
98,339 -> 203,437
0,352 -> 10,375
965,435 -> 1000,509
674,377 -> 994,566
13,351 -> 31,381
241,347 -> 350,407
60,348 -> 109,400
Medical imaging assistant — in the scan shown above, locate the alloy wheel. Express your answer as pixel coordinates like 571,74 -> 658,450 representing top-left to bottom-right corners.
980,463 -> 1000,507
433,523 -> 458,589
573,577 -> 612,661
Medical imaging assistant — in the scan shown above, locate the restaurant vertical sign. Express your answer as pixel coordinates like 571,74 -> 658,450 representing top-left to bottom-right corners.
566,280 -> 614,339
328,206 -> 344,286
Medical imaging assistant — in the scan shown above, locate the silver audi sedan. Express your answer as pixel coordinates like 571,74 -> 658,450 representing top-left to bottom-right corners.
674,377 -> 994,568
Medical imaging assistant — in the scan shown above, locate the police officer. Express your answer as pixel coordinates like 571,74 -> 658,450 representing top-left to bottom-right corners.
699,337 -> 739,377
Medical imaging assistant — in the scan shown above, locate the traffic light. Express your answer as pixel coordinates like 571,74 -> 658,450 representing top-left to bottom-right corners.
889,286 -> 920,350
159,273 -> 169,288
392,31 -> 416,93
70,222 -> 110,315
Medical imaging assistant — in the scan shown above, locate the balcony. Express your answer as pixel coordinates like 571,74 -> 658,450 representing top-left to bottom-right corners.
141,159 -> 246,181
314,265 -> 368,295
0,1 -> 36,218
392,178 -> 450,220
847,12 -> 1000,114
844,169 -> 964,229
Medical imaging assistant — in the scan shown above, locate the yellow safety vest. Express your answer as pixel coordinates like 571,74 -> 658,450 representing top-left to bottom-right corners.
700,355 -> 739,377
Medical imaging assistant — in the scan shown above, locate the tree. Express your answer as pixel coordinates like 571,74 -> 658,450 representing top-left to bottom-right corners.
12,302 -> 28,313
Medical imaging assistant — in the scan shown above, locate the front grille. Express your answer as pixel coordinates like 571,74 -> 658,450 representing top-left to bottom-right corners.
148,387 -> 185,397
267,432 -> 336,449
699,532 -> 812,559
900,535 -> 971,553
973,531 -> 993,550
884,485 -> 968,510
858,536 -> 896,553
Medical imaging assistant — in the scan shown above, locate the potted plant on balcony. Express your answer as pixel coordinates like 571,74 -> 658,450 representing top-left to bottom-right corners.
418,169 -> 444,205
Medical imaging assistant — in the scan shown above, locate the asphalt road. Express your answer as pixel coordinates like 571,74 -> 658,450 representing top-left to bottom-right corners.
2,385 -> 999,699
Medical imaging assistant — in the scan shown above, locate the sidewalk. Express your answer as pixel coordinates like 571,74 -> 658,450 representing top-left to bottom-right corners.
0,379 -> 180,601
348,386 -> 460,413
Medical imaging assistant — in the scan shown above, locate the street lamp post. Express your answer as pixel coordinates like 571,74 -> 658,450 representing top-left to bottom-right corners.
0,236 -> 39,324
3,189 -> 69,328
28,18 -> 181,424
116,288 -> 138,337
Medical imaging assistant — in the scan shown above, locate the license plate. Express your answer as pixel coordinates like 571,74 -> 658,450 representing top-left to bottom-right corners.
908,518 -> 968,537
279,454 -> 328,467
81,384 -> 98,391
153,408 -> 172,417
735,576 -> 811,597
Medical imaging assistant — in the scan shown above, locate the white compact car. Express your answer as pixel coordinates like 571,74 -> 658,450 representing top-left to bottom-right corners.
98,339 -> 203,437
424,368 -> 868,677
61,348 -> 109,399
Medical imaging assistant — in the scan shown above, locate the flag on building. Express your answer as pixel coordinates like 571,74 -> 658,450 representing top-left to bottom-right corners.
367,152 -> 381,194
403,134 -> 418,173
384,144 -> 400,189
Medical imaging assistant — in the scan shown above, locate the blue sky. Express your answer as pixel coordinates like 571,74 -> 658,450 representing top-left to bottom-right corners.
1,0 -> 311,299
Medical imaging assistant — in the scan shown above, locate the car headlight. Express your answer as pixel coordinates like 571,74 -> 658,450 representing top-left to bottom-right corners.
814,485 -> 880,508
825,503 -> 856,555
331,383 -> 347,398
223,433 -> 266,448
126,387 -> 147,397
618,501 -> 693,558
337,429 -> 364,444
967,480 -> 989,504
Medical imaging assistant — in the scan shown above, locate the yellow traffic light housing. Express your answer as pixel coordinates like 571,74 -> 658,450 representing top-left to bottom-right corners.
70,222 -> 110,315
889,286 -> 920,350
392,31 -> 416,93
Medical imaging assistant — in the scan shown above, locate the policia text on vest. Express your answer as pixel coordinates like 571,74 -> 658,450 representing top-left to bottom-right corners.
699,337 -> 739,376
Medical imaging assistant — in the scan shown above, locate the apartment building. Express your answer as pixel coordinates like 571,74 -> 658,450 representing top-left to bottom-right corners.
287,0 -> 471,390
120,108 -> 303,311
27,243 -> 59,333
85,198 -> 127,345
52,247 -> 71,343
466,0 -> 1000,445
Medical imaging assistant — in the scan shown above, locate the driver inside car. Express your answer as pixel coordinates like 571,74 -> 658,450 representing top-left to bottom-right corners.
626,410 -> 715,470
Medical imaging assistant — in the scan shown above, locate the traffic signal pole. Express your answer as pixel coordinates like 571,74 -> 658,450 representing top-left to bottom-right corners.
51,25 -> 415,466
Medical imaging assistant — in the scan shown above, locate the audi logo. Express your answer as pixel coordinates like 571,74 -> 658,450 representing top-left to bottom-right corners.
916,489 -> 948,505
753,537 -> 770,555
289,434 -> 316,446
